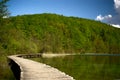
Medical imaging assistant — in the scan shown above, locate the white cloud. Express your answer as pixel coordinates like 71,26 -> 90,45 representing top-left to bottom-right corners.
96,14 -> 112,21
3,16 -> 8,18
114,0 -> 120,9
114,0 -> 120,14
96,15 -> 104,21
109,0 -> 120,26
95,0 -> 120,28
111,24 -> 120,28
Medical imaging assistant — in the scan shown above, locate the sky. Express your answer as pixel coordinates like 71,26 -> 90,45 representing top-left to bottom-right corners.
6,0 -> 120,28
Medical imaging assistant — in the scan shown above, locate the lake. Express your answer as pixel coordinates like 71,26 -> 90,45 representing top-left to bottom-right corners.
31,54 -> 120,80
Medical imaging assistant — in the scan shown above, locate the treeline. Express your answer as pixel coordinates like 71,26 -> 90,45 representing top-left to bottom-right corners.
0,13 -> 120,55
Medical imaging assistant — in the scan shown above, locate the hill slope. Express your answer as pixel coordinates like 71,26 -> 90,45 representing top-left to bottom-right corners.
0,13 -> 120,55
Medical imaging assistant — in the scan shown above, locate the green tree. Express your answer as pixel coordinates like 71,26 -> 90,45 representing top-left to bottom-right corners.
0,0 -> 9,18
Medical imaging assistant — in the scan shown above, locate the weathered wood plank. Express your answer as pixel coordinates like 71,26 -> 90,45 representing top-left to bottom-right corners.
8,55 -> 74,80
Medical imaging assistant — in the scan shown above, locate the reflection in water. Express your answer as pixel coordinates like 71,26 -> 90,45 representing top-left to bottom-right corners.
32,55 -> 120,80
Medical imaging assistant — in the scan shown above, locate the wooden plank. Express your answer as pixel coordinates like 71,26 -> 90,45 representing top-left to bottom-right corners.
8,55 -> 74,80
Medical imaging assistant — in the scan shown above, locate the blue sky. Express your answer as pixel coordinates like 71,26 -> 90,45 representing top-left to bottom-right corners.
7,0 -> 115,19
7,0 -> 120,27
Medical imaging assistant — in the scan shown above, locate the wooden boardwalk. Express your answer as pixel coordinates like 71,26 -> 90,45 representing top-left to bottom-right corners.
8,55 -> 74,80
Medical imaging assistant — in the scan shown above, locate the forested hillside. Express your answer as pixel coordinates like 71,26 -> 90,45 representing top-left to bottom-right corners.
0,13 -> 120,55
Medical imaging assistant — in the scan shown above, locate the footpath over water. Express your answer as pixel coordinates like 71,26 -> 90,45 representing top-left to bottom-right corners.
8,54 -> 74,80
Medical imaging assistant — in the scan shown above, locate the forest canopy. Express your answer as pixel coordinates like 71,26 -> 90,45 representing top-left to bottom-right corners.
0,13 -> 120,55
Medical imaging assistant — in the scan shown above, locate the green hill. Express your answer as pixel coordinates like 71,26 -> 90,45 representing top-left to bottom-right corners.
0,13 -> 120,55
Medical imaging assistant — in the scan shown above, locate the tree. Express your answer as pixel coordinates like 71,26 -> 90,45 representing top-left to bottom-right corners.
0,0 -> 9,18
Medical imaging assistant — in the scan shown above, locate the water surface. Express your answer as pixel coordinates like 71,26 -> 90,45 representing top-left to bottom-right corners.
32,54 -> 120,80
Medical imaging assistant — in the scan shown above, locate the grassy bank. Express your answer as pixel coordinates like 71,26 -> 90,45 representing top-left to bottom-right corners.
0,55 -> 15,80
31,55 -> 120,80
